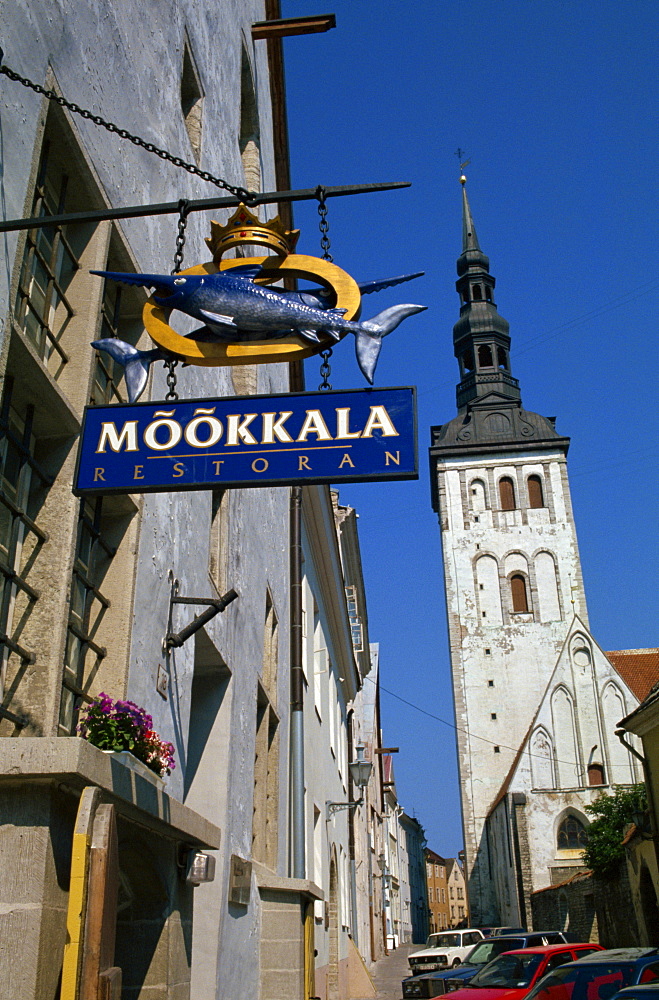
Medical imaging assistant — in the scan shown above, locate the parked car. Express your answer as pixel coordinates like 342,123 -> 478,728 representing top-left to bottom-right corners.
612,986 -> 659,1000
402,932 -> 574,998
613,979 -> 659,1000
408,930 -> 486,976
481,928 -> 528,937
435,943 -> 604,1000
522,949 -> 659,1000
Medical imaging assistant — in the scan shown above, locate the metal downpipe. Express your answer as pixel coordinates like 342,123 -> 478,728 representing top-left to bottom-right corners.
290,485 -> 306,878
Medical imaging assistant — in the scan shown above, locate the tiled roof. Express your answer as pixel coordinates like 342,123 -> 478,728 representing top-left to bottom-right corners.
606,648 -> 659,702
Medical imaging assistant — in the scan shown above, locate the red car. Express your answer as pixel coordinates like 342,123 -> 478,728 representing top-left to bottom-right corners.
446,944 -> 605,1000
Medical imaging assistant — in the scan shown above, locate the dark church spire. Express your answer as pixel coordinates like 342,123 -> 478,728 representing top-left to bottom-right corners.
453,175 -> 521,413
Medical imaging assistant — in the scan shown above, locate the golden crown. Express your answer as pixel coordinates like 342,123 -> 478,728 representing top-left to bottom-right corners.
205,204 -> 300,261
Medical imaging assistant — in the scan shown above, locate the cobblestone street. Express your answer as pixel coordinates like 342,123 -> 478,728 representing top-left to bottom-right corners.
354,945 -> 414,1000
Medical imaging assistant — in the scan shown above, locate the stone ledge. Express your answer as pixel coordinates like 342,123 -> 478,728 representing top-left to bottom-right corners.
253,861 -> 323,901
0,737 -> 220,849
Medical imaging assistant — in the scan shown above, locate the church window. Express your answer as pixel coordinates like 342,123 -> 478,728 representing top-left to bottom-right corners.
498,476 -> 516,510
478,344 -> 493,368
473,284 -> 483,300
557,814 -> 588,851
485,286 -> 492,302
510,574 -> 529,613
528,475 -> 544,508
462,349 -> 475,373
470,478 -> 487,512
497,347 -> 508,369
588,763 -> 605,786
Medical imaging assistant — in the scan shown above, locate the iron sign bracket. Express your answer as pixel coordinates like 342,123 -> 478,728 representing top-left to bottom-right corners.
163,572 -> 238,651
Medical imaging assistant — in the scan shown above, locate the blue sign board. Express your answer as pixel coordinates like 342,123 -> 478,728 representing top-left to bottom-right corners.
74,386 -> 417,494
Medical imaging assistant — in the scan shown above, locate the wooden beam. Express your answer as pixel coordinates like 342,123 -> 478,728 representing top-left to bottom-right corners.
252,14 -> 336,41
374,747 -> 399,754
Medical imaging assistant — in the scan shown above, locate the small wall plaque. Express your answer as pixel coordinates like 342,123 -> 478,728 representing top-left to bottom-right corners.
229,855 -> 252,906
156,663 -> 169,699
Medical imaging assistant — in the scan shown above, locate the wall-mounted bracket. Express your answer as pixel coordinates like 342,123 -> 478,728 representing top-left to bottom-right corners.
326,796 -> 364,820
164,573 -> 238,651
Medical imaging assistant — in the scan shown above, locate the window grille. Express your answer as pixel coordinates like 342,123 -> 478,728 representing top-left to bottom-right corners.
0,386 -> 51,679
59,497 -> 113,734
90,277 -> 126,405
14,147 -> 77,365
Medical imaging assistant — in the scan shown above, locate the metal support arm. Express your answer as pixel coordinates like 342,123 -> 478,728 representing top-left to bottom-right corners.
165,589 -> 238,650
326,796 -> 364,819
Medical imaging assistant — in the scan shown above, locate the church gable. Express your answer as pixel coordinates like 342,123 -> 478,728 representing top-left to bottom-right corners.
504,616 -> 642,798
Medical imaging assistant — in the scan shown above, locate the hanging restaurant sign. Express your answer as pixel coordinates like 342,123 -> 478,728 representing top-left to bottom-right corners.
73,386 -> 417,495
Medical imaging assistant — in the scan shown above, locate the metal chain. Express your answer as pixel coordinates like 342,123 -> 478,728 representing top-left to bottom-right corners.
316,185 -> 333,262
171,200 -> 190,274
316,187 -> 333,389
318,350 -> 333,391
164,360 -> 179,401
0,56 -> 253,201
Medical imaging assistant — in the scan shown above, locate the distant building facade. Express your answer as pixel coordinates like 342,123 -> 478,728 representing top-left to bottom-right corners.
426,850 -> 450,932
400,813 -> 429,944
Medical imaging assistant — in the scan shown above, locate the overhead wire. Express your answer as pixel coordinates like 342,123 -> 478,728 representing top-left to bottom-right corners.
365,673 -> 642,775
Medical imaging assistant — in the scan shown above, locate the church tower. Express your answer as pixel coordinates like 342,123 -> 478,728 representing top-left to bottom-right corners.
428,176 -> 641,926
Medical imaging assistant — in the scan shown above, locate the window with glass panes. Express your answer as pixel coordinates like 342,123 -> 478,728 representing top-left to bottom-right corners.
14,144 -> 78,365
90,276 -> 127,405
0,386 -> 50,682
59,498 -> 113,734
90,237 -> 143,405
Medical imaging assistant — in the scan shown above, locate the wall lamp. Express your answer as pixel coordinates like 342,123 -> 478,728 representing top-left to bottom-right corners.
327,745 -> 373,818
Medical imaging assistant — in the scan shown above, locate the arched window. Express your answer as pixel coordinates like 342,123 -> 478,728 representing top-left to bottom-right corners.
528,475 -> 544,508
478,344 -> 493,368
510,574 -> 529,613
588,763 -> 605,786
470,478 -> 487,512
499,476 -> 516,510
462,349 -> 475,373
472,284 -> 482,300
485,286 -> 492,302
497,347 -> 508,370
557,814 -> 588,851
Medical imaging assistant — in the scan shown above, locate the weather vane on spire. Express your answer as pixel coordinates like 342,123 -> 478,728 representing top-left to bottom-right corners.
455,148 -> 470,184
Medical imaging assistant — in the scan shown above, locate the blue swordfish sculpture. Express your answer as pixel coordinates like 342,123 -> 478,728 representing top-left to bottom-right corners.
90,265 -> 426,403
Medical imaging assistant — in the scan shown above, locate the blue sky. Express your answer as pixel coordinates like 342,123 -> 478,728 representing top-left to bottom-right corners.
279,0 -> 659,857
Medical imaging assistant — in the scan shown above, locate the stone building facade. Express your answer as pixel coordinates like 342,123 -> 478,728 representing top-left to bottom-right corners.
428,177 -> 645,928
0,5 -> 387,999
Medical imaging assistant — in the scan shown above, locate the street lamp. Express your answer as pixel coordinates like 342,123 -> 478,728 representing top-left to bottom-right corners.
327,745 -> 373,818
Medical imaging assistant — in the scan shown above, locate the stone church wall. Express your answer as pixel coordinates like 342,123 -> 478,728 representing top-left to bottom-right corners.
531,866 -> 641,947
